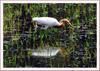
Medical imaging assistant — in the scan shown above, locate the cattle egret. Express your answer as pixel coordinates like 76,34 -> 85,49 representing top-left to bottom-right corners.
32,17 -> 72,29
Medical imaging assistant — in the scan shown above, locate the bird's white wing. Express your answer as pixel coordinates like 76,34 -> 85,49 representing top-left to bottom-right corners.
32,17 -> 60,26
46,18 -> 60,26
33,17 -> 48,26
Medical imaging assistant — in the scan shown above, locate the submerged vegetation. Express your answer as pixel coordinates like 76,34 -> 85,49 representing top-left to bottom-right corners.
3,3 -> 96,67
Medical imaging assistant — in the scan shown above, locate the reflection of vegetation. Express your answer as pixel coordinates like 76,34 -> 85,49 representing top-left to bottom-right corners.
3,3 -> 96,67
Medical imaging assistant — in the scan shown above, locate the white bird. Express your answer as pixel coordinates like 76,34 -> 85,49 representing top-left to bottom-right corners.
32,17 -> 72,30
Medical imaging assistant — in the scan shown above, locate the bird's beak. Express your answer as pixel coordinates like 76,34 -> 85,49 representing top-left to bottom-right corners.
68,22 -> 74,28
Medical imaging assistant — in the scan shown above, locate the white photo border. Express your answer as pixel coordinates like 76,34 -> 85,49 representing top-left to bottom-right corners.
0,0 -> 99,71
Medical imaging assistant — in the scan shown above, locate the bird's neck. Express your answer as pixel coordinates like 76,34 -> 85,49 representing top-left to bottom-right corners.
54,23 -> 64,28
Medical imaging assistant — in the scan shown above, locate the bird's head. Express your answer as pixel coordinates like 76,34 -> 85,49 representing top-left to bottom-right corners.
59,19 -> 71,26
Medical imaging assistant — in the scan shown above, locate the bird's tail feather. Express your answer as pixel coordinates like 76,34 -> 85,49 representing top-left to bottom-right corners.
32,17 -> 38,21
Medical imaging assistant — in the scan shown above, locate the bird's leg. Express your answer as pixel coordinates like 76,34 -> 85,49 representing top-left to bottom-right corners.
34,24 -> 38,31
